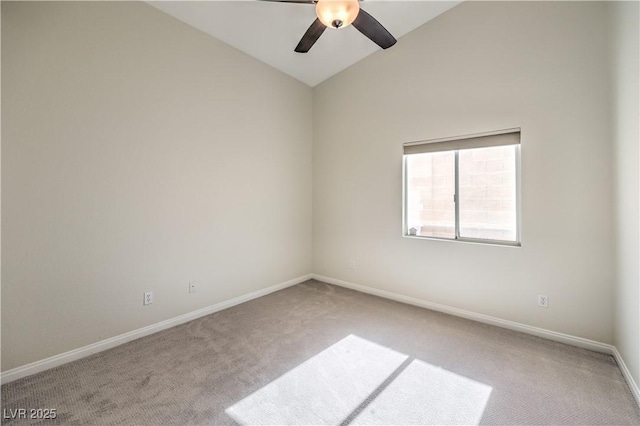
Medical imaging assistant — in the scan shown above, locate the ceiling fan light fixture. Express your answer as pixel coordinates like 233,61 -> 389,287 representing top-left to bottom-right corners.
315,0 -> 360,29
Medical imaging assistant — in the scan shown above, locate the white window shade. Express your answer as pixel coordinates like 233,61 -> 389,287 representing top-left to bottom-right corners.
403,129 -> 520,155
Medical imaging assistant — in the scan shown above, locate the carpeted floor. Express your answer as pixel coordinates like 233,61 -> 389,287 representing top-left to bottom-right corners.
2,280 -> 639,425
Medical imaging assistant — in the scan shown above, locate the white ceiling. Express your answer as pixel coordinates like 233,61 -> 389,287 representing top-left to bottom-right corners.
148,1 -> 461,87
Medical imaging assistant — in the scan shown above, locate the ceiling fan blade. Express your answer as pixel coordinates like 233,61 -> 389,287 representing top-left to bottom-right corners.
295,18 -> 326,53
260,0 -> 315,4
352,8 -> 396,49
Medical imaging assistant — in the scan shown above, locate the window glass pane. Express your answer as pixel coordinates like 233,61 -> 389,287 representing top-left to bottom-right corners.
406,152 -> 455,239
458,145 -> 517,241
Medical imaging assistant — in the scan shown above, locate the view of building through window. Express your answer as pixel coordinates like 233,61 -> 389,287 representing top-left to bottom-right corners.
405,145 -> 517,243
406,151 -> 455,239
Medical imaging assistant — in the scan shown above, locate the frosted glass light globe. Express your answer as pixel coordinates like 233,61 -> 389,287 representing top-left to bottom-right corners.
316,0 -> 360,29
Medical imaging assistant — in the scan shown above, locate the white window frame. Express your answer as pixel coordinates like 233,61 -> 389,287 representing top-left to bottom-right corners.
402,129 -> 522,247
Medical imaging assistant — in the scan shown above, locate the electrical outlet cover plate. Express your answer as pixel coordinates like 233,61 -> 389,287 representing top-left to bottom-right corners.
538,294 -> 549,308
144,291 -> 153,306
189,281 -> 196,293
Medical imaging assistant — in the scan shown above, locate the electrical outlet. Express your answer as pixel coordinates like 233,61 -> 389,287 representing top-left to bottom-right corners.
144,291 -> 153,306
349,260 -> 356,270
189,281 -> 196,293
538,294 -> 549,308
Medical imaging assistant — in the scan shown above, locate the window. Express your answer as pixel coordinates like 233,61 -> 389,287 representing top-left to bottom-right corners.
403,129 -> 520,245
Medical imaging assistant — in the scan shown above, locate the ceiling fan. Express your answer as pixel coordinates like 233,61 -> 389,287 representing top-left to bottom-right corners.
263,0 -> 397,53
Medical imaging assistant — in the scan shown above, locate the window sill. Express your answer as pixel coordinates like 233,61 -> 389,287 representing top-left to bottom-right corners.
403,234 -> 521,248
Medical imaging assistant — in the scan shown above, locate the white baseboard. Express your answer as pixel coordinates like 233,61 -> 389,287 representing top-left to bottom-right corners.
612,346 -> 640,406
0,274 -> 312,385
312,274 -> 614,354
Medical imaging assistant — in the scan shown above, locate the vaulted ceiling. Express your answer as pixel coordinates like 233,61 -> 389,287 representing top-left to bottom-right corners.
148,1 -> 461,86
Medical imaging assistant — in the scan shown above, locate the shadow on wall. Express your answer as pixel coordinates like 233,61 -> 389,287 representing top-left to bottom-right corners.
225,334 -> 492,425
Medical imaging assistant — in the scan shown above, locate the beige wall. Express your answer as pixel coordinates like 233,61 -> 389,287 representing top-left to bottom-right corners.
610,1 -> 640,388
313,1 -> 615,343
1,1 -> 313,371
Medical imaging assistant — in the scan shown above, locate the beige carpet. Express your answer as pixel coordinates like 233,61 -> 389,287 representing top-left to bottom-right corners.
2,280 -> 639,425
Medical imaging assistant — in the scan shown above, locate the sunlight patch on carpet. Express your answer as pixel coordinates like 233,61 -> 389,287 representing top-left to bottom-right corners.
225,334 -> 491,425
225,335 -> 407,425
351,359 -> 492,425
